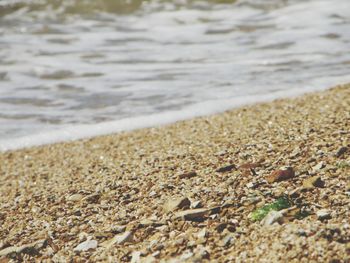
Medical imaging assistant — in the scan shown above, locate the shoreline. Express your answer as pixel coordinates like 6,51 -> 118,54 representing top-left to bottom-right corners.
0,83 -> 349,262
3,80 -> 350,152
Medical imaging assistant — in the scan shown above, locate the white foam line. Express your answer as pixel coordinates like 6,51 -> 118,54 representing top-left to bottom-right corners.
0,80 -> 349,152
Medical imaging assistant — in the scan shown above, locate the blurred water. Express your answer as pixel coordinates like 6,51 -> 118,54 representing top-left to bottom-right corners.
0,0 -> 350,149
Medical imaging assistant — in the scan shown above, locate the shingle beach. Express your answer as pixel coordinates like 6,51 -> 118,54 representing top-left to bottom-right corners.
0,84 -> 349,262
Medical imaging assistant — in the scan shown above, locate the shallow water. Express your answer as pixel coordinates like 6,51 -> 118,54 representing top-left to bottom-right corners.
1,0 -> 350,150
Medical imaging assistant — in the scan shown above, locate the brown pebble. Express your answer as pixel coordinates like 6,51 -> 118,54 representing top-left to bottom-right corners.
216,164 -> 236,173
175,208 -> 210,221
178,171 -> 197,179
239,162 -> 260,170
266,167 -> 295,183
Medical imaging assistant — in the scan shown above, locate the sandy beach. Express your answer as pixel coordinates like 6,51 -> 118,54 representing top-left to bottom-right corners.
0,84 -> 349,262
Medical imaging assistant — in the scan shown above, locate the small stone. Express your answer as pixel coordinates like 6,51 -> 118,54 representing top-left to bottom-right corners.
302,176 -> 324,189
74,239 -> 98,252
335,146 -> 348,157
175,208 -> 209,221
163,197 -> 191,213
0,239 -> 47,257
246,182 -> 255,188
178,171 -> 197,179
190,200 -> 202,209
317,209 -> 331,220
131,251 -> 142,263
139,218 -> 164,227
215,223 -> 228,232
312,161 -> 325,171
261,210 -> 283,226
0,246 -> 18,257
102,231 -> 133,248
197,228 -> 208,239
67,194 -> 83,202
266,167 -> 295,183
239,163 -> 260,170
115,231 -> 133,245
193,246 -> 210,260
111,225 -> 126,234
180,250 -> 194,260
149,191 -> 157,197
219,234 -> 234,247
83,193 -> 100,203
216,164 -> 236,173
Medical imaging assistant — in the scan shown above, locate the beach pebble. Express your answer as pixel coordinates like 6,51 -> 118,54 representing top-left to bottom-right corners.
302,176 -> 324,189
190,200 -> 202,209
219,234 -> 234,247
335,146 -> 348,157
175,208 -> 209,221
317,209 -> 331,220
111,225 -> 126,233
312,161 -> 325,172
216,164 -> 236,173
239,162 -> 261,170
0,239 -> 47,257
149,191 -> 157,197
163,197 -> 191,212
115,231 -> 134,245
266,167 -> 295,183
178,171 -> 197,179
261,210 -> 284,226
131,251 -> 142,263
197,228 -> 208,239
246,182 -> 255,188
74,239 -> 98,252
67,194 -> 83,202
101,231 -> 133,249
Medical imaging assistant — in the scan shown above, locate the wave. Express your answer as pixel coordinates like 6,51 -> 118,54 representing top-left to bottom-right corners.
0,0 -> 237,17
1,78 -> 350,152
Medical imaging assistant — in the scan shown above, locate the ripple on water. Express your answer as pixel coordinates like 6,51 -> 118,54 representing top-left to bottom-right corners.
0,97 -> 54,107
69,92 -> 132,110
33,70 -> 75,80
0,72 -> 9,81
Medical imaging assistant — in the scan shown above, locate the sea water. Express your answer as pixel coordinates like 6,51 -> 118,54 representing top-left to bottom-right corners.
0,0 -> 350,151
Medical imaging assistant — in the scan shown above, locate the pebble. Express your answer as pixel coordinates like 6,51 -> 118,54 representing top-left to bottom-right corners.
115,231 -> 134,245
178,171 -> 197,179
131,251 -> 142,263
197,228 -> 208,239
302,176 -> 325,189
67,194 -> 83,202
261,210 -> 284,226
175,208 -> 209,221
246,182 -> 255,188
0,239 -> 47,257
74,239 -> 98,252
317,209 -> 331,220
216,164 -> 236,173
163,197 -> 191,212
312,161 -> 325,171
111,225 -> 126,233
190,200 -> 202,209
149,191 -> 157,197
266,167 -> 295,183
335,146 -> 348,157
101,231 -> 133,249
220,234 -> 234,247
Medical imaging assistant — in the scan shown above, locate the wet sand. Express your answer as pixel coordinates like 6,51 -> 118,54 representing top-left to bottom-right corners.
0,84 -> 349,262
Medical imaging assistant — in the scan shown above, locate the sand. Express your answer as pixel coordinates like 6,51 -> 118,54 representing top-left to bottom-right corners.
0,84 -> 349,262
